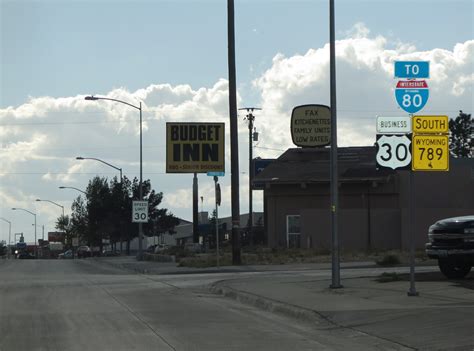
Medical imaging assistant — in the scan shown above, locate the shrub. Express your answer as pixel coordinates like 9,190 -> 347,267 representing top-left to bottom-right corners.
376,254 -> 401,266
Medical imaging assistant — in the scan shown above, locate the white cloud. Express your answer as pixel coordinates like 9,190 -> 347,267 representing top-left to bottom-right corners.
252,24 -> 473,156
0,23 -> 472,239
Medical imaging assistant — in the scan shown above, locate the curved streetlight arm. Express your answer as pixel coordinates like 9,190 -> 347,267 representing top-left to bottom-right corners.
76,157 -> 122,180
58,186 -> 87,195
36,199 -> 65,217
85,96 -> 140,111
12,207 -> 36,217
0,217 -> 11,225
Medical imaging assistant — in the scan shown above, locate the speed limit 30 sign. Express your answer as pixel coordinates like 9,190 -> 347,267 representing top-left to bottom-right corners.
132,200 -> 149,223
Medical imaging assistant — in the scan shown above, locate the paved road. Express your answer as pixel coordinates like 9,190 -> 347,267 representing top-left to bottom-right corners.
0,259 -> 408,351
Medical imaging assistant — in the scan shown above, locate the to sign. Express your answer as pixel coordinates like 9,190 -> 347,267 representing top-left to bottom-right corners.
394,61 -> 430,79
132,200 -> 148,223
395,80 -> 429,114
376,116 -> 411,134
376,134 -> 412,170
412,135 -> 449,171
412,115 -> 448,134
291,104 -> 331,147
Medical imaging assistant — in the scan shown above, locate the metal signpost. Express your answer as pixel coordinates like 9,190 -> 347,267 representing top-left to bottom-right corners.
208,171 -> 224,267
211,175 -> 222,268
388,61 -> 431,296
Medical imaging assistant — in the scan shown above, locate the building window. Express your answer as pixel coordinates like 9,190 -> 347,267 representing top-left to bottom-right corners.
286,215 -> 301,248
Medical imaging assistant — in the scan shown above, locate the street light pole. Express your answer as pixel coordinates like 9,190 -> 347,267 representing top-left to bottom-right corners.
85,95 -> 144,259
76,156 -> 122,182
12,208 -> 36,257
36,199 -> 64,217
0,217 -> 12,251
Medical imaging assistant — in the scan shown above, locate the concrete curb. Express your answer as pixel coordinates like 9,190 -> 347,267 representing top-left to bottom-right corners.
209,280 -> 336,328
89,257 -> 152,274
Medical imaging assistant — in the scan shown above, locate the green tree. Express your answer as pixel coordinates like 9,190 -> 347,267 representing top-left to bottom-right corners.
449,110 -> 473,157
136,178 -> 180,242
64,175 -> 180,255
109,176 -> 135,253
86,176 -> 111,251
70,196 -> 88,245
55,214 -> 72,246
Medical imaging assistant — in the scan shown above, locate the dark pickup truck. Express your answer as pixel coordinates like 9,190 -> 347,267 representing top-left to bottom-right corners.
425,215 -> 474,279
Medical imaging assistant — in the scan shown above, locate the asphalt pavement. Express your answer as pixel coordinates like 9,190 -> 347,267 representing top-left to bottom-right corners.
2,256 -> 473,350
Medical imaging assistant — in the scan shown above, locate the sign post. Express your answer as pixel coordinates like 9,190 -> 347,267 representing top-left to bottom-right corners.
213,176 -> 221,268
391,61 -> 431,297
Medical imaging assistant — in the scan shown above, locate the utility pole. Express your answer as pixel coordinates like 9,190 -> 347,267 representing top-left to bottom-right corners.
227,0 -> 241,265
240,107 -> 261,247
329,0 -> 342,289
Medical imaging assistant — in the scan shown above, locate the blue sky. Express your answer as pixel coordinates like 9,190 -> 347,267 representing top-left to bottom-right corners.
2,0 -> 472,108
1,0 -> 473,243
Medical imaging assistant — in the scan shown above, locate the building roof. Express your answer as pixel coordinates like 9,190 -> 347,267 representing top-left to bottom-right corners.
253,146 -> 395,185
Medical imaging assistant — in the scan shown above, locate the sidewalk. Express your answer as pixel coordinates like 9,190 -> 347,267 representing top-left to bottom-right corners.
211,270 -> 474,351
91,256 -> 474,349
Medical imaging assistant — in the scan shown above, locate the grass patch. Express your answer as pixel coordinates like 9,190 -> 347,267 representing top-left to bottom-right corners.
376,272 -> 403,283
376,254 -> 401,267
178,253 -> 233,268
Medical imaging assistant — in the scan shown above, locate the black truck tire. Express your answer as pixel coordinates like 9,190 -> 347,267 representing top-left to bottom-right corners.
438,258 -> 472,279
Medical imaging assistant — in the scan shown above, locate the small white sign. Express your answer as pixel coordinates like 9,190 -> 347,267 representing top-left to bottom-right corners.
72,237 -> 79,247
376,116 -> 411,134
132,200 -> 148,223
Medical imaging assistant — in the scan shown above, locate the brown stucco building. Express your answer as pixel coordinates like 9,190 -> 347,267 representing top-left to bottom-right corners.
254,146 -> 474,251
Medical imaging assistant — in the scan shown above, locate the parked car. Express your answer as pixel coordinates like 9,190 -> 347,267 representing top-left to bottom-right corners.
154,244 -> 170,254
58,249 -> 73,259
77,246 -> 92,258
425,215 -> 474,279
17,251 -> 35,259
147,244 -> 158,253
102,249 -> 120,257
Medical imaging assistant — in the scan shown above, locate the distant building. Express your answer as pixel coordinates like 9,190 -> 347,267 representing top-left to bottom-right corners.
253,146 -> 474,250
123,213 -> 264,251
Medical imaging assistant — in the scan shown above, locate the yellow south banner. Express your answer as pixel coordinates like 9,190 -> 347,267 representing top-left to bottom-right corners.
166,122 -> 225,173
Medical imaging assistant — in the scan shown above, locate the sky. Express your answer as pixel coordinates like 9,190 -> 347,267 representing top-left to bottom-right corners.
1,0 -> 473,244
